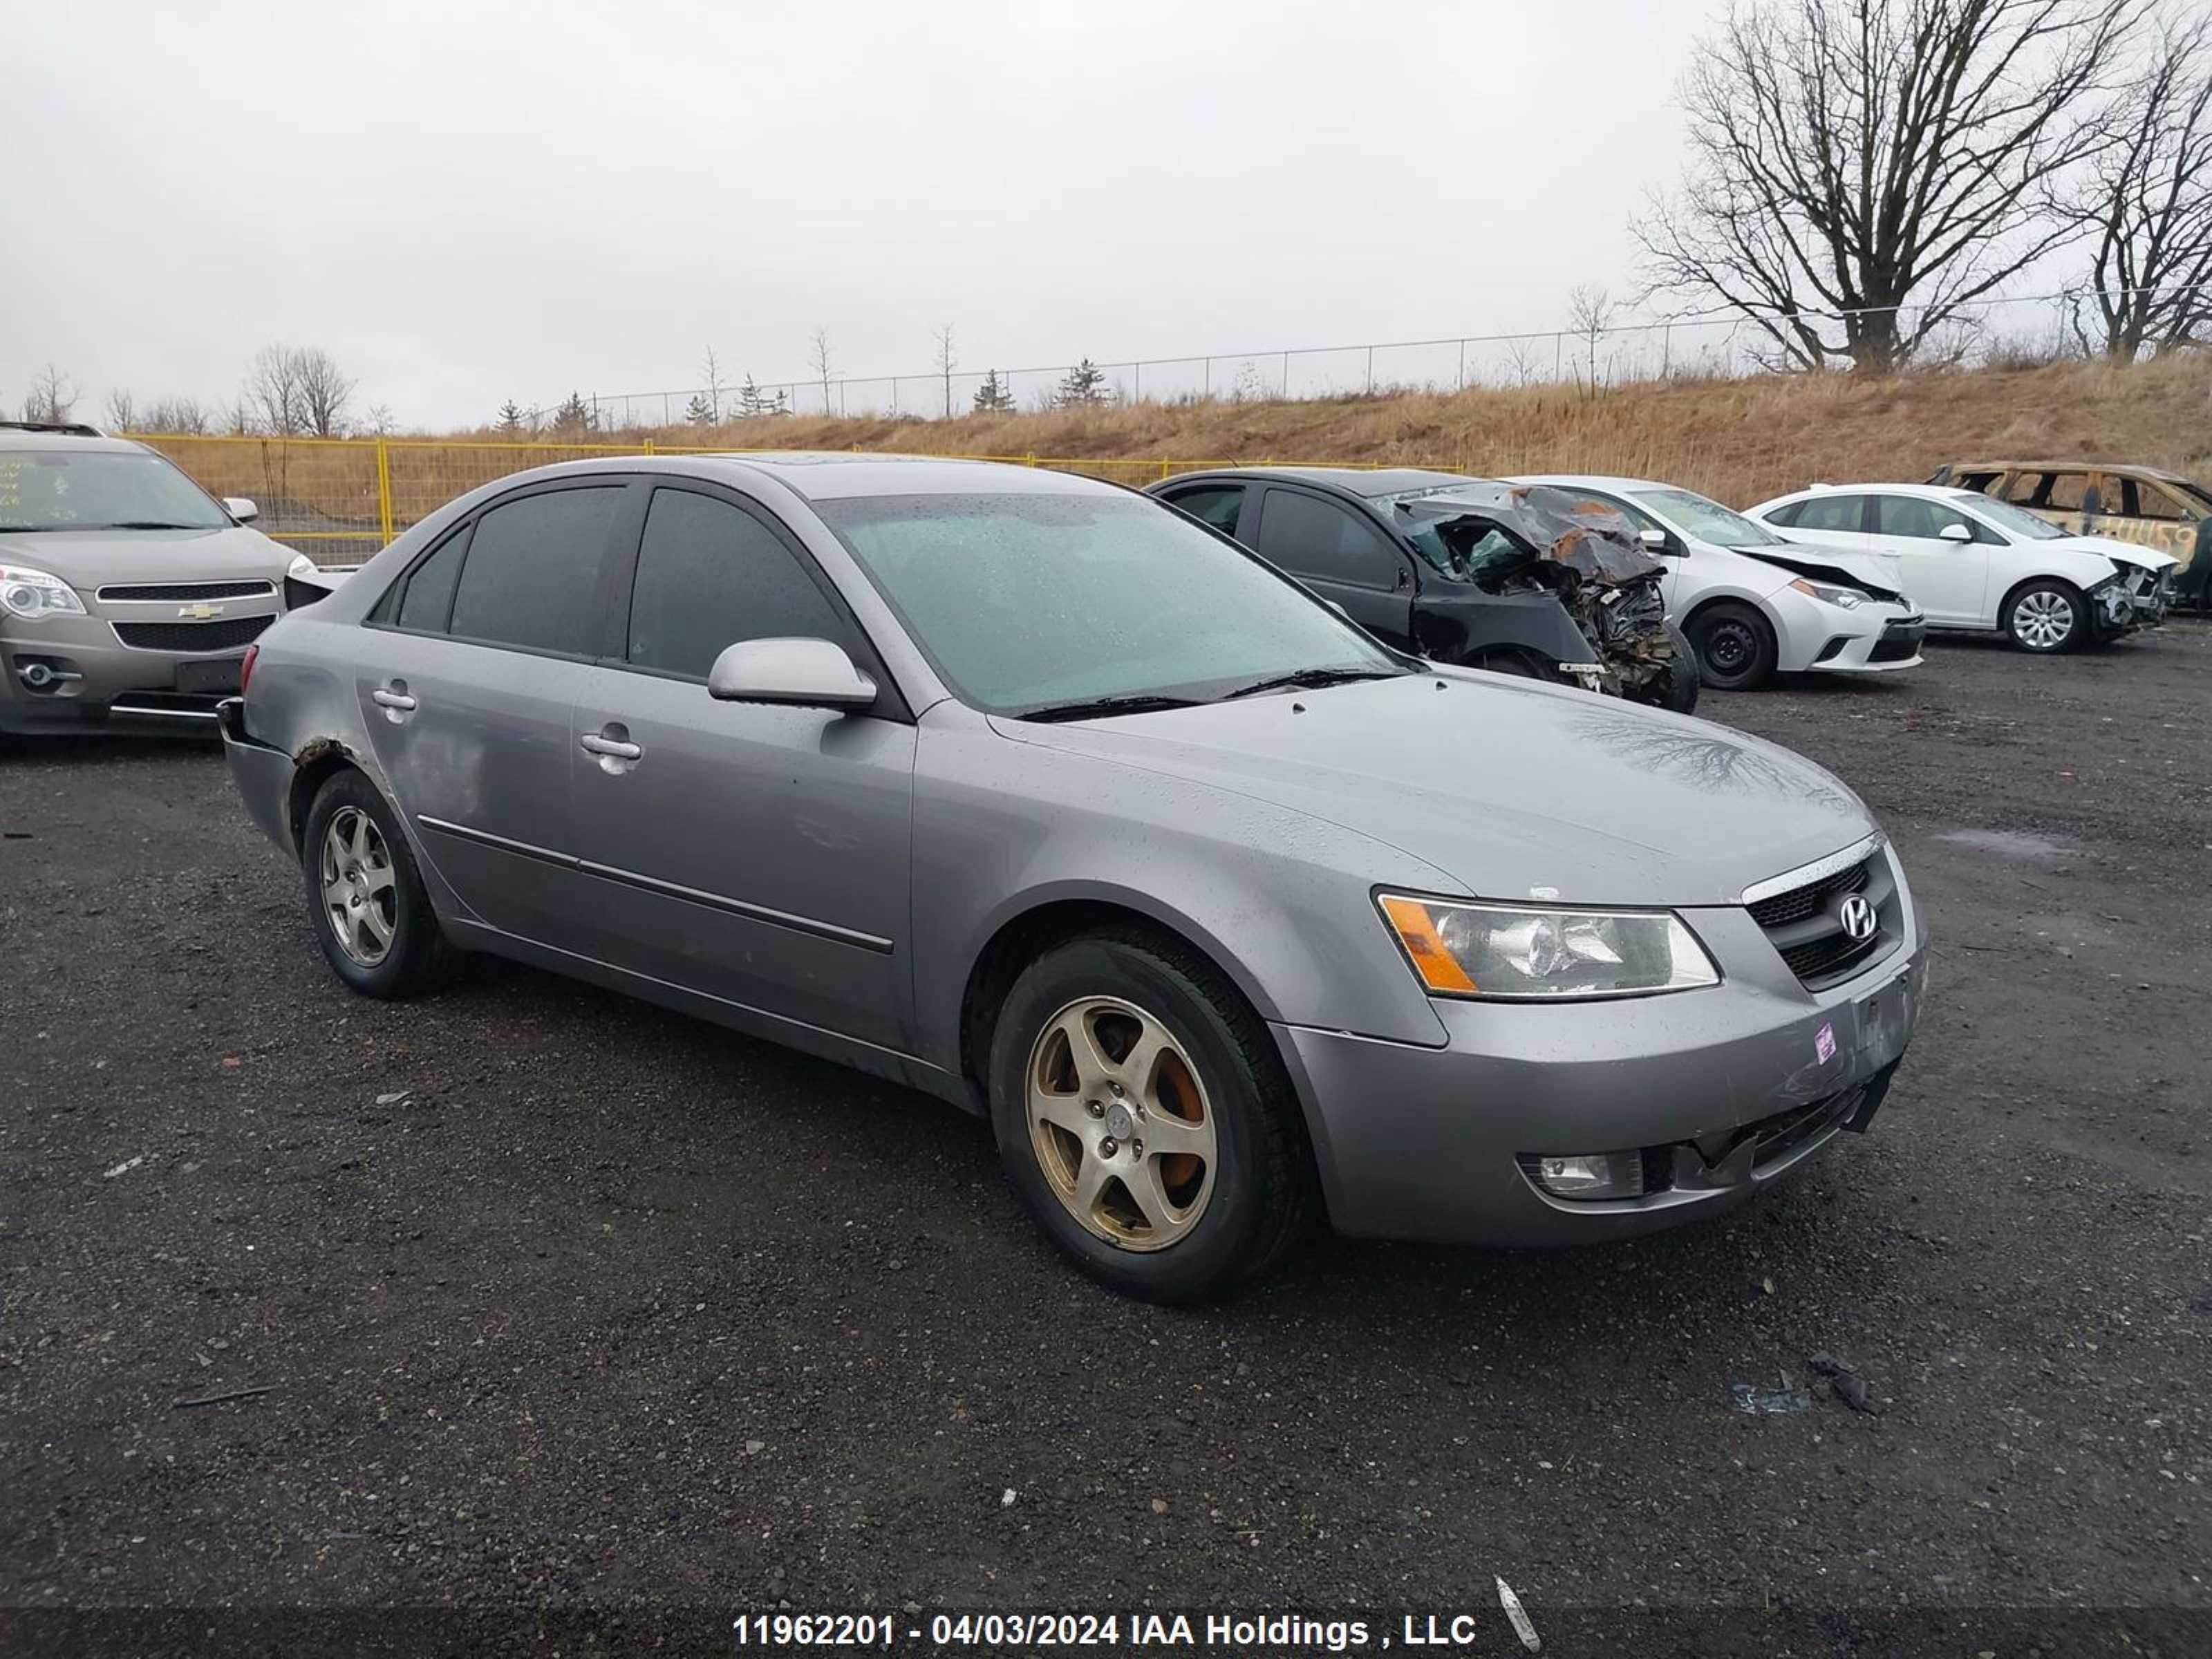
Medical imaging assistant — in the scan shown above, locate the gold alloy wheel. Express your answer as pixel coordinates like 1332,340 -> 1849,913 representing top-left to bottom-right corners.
1026,995 -> 1217,1251
320,805 -> 397,967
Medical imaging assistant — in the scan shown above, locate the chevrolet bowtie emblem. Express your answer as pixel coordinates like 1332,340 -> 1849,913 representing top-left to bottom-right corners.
178,603 -> 224,619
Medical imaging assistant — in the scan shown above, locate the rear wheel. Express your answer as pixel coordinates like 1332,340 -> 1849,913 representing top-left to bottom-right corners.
1688,601 -> 1777,691
988,930 -> 1315,1302
300,770 -> 454,997
2003,580 -> 2085,653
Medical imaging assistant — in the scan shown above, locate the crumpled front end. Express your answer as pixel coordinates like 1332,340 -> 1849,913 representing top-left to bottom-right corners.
2093,562 -> 2173,636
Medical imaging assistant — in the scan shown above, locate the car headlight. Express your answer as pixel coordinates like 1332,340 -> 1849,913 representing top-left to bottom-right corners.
1378,892 -> 1719,1000
0,564 -> 88,620
1790,577 -> 1866,610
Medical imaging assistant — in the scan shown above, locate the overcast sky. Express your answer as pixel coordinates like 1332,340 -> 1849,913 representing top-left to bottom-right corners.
3,0 -> 1723,429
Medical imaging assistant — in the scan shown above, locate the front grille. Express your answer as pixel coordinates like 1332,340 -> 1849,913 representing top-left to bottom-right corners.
1749,847 -> 1900,989
111,615 -> 273,653
1750,1084 -> 1868,1170
1870,620 -> 1924,662
97,579 -> 275,602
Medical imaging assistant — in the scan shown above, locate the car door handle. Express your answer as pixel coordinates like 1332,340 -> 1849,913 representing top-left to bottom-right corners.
372,687 -> 417,711
579,733 -> 643,760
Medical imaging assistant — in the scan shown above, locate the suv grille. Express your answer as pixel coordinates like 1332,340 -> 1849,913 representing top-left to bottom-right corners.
97,579 -> 276,602
1748,848 -> 1899,988
112,616 -> 274,653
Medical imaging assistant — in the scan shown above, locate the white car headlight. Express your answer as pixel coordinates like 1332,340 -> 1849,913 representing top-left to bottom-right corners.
1378,893 -> 1719,1000
1790,577 -> 1867,610
0,564 -> 88,621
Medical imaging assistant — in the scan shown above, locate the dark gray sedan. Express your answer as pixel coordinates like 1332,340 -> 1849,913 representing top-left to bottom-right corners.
221,453 -> 1927,1301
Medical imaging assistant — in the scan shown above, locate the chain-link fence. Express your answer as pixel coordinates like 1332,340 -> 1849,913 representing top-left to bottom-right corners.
565,288 -> 2144,430
130,436 -> 1426,567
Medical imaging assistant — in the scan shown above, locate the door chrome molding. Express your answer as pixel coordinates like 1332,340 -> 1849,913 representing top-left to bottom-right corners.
416,815 -> 893,954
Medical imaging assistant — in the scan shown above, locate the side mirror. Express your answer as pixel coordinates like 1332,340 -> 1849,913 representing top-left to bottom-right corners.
224,496 -> 259,523
707,637 -> 877,711
1938,522 -> 1974,543
1638,527 -> 1683,555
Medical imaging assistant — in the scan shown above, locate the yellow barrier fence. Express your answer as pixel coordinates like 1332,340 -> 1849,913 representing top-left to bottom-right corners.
128,435 -> 1450,565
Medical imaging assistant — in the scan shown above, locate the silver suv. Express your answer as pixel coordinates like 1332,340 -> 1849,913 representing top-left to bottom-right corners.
1,421 -> 330,735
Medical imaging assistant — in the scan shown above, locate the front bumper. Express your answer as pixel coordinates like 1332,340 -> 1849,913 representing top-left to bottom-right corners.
1273,915 -> 1929,1246
0,610 -> 270,735
1803,615 -> 1924,675
2092,572 -> 2171,636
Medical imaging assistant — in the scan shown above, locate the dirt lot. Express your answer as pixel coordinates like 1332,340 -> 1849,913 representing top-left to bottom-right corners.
2,630 -> 2207,1653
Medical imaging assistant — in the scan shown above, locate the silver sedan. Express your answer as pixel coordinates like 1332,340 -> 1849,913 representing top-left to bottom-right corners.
221,453 -> 1927,1302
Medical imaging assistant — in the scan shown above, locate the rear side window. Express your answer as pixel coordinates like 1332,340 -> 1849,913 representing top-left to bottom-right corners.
447,486 -> 622,655
1761,500 -> 1804,527
1788,494 -> 1869,533
1253,489 -> 1402,588
1165,485 -> 1245,535
393,525 -> 469,632
626,487 -> 851,678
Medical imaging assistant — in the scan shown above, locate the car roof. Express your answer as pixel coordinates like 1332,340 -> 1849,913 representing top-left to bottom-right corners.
548,451 -> 1138,503
1949,459 -> 2194,483
0,423 -> 143,455
1163,465 -> 1477,499
1759,481 -> 1999,512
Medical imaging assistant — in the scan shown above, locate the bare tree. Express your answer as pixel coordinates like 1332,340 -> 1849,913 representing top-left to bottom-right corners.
932,324 -> 957,418
1638,0 -> 2141,372
807,326 -> 836,415
293,348 -> 356,437
2053,10 -> 2212,359
22,362 -> 78,423
103,388 -> 138,432
144,395 -> 208,434
362,403 -> 397,436
1567,285 -> 1618,390
699,345 -> 724,424
221,395 -> 255,436
246,346 -> 306,435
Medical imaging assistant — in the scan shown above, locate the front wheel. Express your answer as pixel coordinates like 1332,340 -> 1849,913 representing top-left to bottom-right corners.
2003,580 -> 2086,653
1656,621 -> 1703,713
988,930 -> 1315,1303
1688,602 -> 1777,691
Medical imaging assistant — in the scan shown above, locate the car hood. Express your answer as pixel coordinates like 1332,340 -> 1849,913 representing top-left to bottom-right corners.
2062,533 -> 2181,574
0,525 -> 292,590
1725,541 -> 1912,603
992,673 -> 1875,908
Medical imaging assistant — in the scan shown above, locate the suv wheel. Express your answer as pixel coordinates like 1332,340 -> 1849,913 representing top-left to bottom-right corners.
988,930 -> 1315,1302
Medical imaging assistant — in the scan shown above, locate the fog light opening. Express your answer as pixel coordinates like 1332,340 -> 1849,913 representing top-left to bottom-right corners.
1521,1149 -> 1647,1201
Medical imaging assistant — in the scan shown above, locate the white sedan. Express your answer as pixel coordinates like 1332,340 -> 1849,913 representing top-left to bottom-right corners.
1513,476 -> 1924,690
1746,482 -> 2179,653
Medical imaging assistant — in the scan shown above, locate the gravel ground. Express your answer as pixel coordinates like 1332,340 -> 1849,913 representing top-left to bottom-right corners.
2,630 -> 2207,1654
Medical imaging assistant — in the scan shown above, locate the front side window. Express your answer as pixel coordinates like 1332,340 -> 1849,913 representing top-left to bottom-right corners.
1253,490 -> 1403,588
1788,494 -> 1869,533
1163,485 -> 1245,534
1629,487 -> 1786,547
447,486 -> 623,655
0,448 -> 231,532
2126,481 -> 2193,521
626,488 -> 850,678
1874,494 -> 1977,541
816,491 -> 1401,715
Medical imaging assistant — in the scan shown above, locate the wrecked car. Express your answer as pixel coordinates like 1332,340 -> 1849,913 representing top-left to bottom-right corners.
1149,467 -> 1699,713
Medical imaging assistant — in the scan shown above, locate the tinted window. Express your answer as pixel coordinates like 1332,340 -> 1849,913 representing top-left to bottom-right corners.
394,526 -> 469,632
1790,494 -> 1869,533
1761,500 -> 1803,527
1255,490 -> 1401,588
447,487 -> 621,655
1875,495 -> 1976,542
627,488 -> 849,678
1164,485 -> 1244,534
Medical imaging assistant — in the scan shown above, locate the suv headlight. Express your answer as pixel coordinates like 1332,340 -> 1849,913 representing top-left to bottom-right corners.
286,552 -> 321,580
0,564 -> 88,620
1790,577 -> 1867,610
1378,892 -> 1719,1000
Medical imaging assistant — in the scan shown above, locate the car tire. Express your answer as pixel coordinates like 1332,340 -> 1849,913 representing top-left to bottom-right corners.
2003,579 -> 2086,653
299,769 -> 454,998
1688,602 -> 1777,691
987,928 -> 1316,1303
1657,621 -> 1703,713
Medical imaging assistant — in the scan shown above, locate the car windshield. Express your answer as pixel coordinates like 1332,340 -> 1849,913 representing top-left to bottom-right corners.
815,491 -> 1405,716
1630,487 -> 1785,547
0,449 -> 230,532
1954,492 -> 2067,541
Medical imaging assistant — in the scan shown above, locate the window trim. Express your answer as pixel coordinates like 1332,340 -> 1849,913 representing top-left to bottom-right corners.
364,476 -> 641,665
1159,481 -> 1248,537
1251,483 -> 1410,593
602,479 -> 913,722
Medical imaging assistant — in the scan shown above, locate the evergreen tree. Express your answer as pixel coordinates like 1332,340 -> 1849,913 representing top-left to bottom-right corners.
554,391 -> 594,434
972,369 -> 1016,413
685,392 -> 715,427
737,374 -> 766,418
1054,359 -> 1107,407
495,400 -> 527,438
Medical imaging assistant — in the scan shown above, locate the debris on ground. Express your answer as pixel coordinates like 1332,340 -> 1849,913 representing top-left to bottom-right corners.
1730,1378 -> 1812,1414
173,1383 -> 274,1409
1810,1351 -> 1882,1415
102,1155 -> 144,1180
1001,1488 -> 1018,1507
1497,1577 -> 1541,1652
375,1090 -> 411,1107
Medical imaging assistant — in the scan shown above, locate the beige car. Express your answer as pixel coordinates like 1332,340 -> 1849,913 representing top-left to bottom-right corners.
1932,460 -> 2211,608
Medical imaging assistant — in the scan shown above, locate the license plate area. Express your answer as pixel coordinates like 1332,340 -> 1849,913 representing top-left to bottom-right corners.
174,659 -> 242,695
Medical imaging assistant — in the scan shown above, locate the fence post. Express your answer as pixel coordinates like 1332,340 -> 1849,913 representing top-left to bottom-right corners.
643,438 -> 655,456
1159,458 -> 1170,480
1456,339 -> 1465,392
1282,351 -> 1290,397
374,438 -> 395,547
1554,333 -> 1563,380
1366,345 -> 1374,393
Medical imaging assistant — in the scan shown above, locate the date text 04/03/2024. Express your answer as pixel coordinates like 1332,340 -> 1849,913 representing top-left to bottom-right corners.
730,1611 -> 1537,1651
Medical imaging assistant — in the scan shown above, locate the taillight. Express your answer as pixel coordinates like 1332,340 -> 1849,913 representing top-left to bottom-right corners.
238,642 -> 259,699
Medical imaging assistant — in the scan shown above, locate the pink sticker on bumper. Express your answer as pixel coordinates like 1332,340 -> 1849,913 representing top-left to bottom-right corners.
1815,1022 -> 1837,1063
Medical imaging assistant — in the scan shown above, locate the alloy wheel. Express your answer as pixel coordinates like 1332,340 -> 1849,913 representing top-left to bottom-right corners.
2012,590 -> 2075,650
1026,996 -> 1217,1251
320,806 -> 397,967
